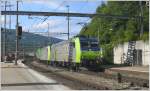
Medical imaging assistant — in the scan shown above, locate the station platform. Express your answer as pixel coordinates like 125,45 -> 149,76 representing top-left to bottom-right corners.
109,66 -> 149,73
105,66 -> 149,79
1,61 -> 71,90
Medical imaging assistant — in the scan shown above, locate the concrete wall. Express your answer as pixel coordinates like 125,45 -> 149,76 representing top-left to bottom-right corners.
114,40 -> 150,66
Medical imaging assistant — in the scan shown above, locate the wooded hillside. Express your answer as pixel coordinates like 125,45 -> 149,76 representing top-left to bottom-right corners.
79,1 -> 149,63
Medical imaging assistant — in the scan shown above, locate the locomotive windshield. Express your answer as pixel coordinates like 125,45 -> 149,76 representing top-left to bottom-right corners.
80,37 -> 100,51
80,41 -> 89,50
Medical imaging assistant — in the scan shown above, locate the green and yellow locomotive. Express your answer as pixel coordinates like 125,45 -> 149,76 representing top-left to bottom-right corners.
35,36 -> 102,70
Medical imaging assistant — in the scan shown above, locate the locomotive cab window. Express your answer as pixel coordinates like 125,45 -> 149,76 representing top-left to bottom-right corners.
80,41 -> 89,51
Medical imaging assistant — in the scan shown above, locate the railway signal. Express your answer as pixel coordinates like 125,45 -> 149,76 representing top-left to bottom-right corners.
17,26 -> 22,39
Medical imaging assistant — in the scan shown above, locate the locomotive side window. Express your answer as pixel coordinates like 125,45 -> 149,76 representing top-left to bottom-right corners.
72,42 -> 75,48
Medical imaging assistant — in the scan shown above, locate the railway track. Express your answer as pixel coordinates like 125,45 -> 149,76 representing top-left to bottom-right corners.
79,69 -> 149,88
24,60 -> 149,90
25,61 -> 96,90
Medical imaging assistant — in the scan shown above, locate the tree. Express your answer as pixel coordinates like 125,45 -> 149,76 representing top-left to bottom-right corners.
79,1 -> 149,63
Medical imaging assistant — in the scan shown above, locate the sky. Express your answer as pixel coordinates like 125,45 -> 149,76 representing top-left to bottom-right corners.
1,0 -> 104,40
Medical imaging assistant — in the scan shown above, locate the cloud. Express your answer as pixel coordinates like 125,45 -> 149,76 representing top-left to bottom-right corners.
25,0 -> 67,11
45,21 -> 83,40
25,17 -> 91,39
0,16 -> 11,25
24,0 -> 79,12
0,15 -> 16,29
30,19 -> 66,31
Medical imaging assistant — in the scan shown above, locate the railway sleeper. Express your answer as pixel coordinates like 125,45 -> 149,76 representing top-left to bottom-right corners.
49,61 -> 80,72
31,61 -> 149,89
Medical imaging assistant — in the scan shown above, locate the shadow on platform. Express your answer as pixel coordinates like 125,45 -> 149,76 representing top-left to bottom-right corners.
1,82 -> 60,87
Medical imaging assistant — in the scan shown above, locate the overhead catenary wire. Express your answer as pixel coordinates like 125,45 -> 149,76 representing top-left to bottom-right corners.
25,1 -> 66,33
42,1 -> 66,23
28,1 -> 67,34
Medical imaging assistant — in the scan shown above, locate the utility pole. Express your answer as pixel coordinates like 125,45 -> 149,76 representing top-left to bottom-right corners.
47,23 -> 50,44
15,1 -> 19,65
66,5 -> 70,40
4,1 -> 7,61
9,2 -> 12,29
6,2 -> 13,55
